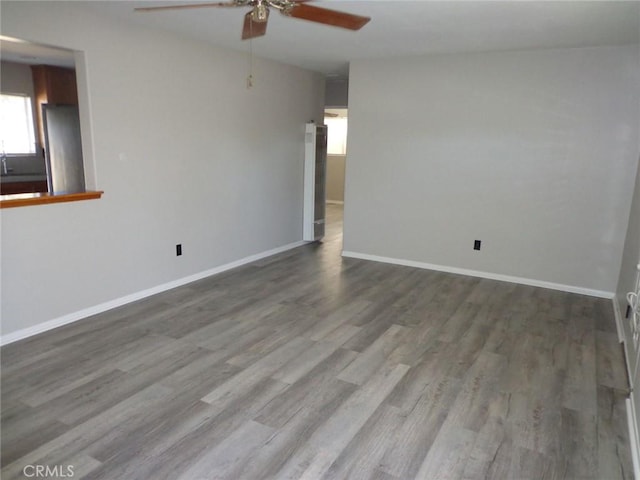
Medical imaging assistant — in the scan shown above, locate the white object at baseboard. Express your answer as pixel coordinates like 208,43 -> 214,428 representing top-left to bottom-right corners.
613,298 -> 625,344
303,123 -> 316,241
626,264 -> 640,383
627,397 -> 640,480
0,241 -> 306,346
341,251 -> 614,299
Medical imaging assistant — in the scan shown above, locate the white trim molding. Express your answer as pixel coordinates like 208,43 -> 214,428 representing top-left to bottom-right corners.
341,251 -> 614,299
627,396 -> 640,480
1,241 -> 306,346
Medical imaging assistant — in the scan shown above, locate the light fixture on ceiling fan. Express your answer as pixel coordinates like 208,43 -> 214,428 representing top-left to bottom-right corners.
250,0 -> 269,23
134,0 -> 371,40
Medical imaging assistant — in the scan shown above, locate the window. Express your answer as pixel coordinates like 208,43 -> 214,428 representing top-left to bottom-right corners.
325,117 -> 348,155
0,93 -> 36,154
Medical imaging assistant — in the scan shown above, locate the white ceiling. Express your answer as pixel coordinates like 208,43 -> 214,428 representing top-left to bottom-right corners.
34,1 -> 640,76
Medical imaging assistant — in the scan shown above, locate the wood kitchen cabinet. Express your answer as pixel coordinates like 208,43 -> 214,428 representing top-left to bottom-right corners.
31,65 -> 78,146
1,181 -> 48,195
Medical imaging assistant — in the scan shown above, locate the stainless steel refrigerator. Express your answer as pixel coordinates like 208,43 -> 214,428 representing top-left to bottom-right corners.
42,104 -> 85,194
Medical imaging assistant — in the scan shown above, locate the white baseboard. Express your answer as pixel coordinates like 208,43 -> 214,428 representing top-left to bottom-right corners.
341,251 -> 614,299
627,396 -> 640,480
1,241 -> 306,346
326,200 -> 344,205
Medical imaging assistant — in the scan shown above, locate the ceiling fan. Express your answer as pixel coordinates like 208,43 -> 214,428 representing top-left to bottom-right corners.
135,0 -> 371,40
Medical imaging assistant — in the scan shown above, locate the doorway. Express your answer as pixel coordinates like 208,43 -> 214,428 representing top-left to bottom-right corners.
323,108 -> 347,244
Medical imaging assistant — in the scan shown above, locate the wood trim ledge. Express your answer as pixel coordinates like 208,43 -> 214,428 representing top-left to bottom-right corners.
0,191 -> 103,209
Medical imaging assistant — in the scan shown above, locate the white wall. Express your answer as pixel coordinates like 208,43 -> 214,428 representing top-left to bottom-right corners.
617,156 -> 640,360
344,46 -> 640,295
616,155 -> 640,465
0,2 -> 324,339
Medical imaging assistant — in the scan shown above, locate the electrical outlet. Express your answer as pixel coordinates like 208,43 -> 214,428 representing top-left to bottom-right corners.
474,240 -> 481,251
176,244 -> 182,256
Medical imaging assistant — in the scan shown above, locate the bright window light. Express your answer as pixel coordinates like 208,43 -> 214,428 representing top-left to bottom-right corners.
0,94 -> 36,154
325,117 -> 348,155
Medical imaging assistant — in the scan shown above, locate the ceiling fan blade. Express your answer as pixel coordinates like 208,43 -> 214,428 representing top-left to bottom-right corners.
242,11 -> 268,40
134,1 -> 240,12
285,3 -> 370,31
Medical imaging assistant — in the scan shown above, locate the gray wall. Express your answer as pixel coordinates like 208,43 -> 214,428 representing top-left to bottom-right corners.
326,154 -> 345,203
325,78 -> 349,108
344,45 -> 640,295
1,1 -> 325,338
1,61 -> 35,98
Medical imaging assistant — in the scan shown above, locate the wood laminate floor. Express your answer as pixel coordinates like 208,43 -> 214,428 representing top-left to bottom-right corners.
1,204 -> 633,479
